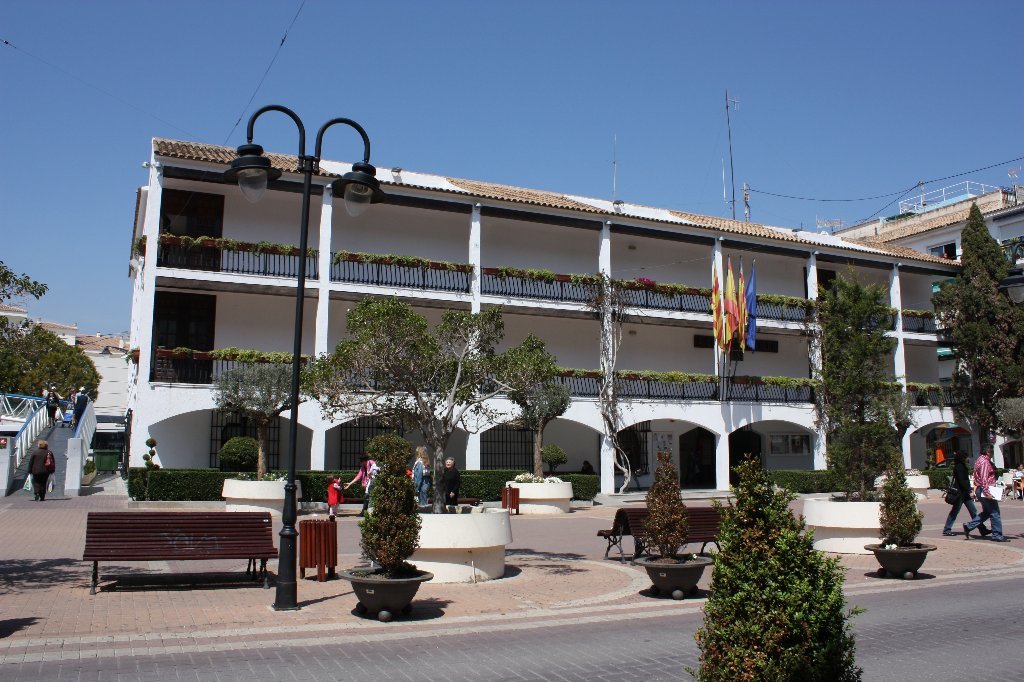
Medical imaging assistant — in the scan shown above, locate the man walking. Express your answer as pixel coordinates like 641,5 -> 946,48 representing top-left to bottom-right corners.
964,445 -> 1010,542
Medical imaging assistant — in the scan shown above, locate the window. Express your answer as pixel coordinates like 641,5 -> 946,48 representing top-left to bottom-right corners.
210,410 -> 280,469
768,433 -> 811,456
618,421 -> 652,475
817,269 -> 837,295
160,189 -> 224,238
481,424 -> 534,470
694,335 -> 777,354
929,242 -> 957,260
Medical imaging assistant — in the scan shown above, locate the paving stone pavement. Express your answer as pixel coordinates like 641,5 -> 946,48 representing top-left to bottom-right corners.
1,486 -> 1022,680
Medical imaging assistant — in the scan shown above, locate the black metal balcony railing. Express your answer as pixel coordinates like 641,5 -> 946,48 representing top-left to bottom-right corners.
754,301 -> 811,323
331,258 -> 470,293
554,375 -> 814,404
617,378 -> 720,400
901,316 -> 938,333
480,273 -> 595,304
150,356 -> 294,385
619,288 -> 712,315
157,244 -> 319,279
721,378 -> 815,403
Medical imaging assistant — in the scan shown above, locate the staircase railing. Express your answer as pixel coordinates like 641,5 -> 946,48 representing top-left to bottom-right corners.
65,399 -> 96,497
2,398 -> 49,495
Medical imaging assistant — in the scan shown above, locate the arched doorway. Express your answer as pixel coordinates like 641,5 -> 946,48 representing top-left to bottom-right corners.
679,427 -> 716,489
729,428 -> 763,485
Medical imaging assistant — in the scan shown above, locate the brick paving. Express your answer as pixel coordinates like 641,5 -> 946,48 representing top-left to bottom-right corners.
0,485 -> 1022,679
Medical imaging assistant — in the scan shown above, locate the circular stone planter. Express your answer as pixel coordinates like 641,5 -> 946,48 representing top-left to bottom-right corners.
633,555 -> 713,599
864,543 -> 936,579
339,569 -> 433,622
803,497 -> 880,555
507,481 -> 574,514
222,479 -> 302,516
409,508 -> 512,583
905,475 -> 931,500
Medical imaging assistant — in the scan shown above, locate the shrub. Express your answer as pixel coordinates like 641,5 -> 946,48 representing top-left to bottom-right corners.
83,459 -> 96,475
541,444 -> 568,474
559,473 -> 599,501
287,470 -> 362,502
695,457 -> 861,681
359,434 -> 421,577
644,452 -> 688,559
145,468 -> 235,501
878,458 -> 923,546
458,470 -> 527,500
127,467 -> 149,500
218,436 -> 258,472
768,470 -> 843,494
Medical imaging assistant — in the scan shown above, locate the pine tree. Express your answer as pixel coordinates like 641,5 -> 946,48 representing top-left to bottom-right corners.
695,457 -> 861,681
934,203 -> 1024,444
359,433 -> 422,577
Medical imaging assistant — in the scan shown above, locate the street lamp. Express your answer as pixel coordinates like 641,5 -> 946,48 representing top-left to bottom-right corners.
1000,268 -> 1024,304
224,105 -> 384,611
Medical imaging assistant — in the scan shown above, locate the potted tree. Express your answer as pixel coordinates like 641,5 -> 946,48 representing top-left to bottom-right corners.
340,433 -> 432,621
865,456 -> 935,579
633,452 -> 712,599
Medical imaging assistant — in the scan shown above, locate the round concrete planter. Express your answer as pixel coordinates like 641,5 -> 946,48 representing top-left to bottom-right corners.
222,479 -> 302,516
507,481 -> 574,514
340,569 -> 433,622
408,508 -> 512,583
864,543 -> 936,579
803,497 -> 881,554
634,555 -> 713,599
905,475 -> 931,499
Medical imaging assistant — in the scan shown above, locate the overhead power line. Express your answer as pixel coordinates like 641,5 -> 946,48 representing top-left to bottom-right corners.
1,38 -> 195,137
222,0 -> 306,145
749,153 -> 1024,203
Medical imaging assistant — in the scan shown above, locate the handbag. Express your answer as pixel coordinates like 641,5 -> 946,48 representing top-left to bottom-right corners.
943,485 -> 961,506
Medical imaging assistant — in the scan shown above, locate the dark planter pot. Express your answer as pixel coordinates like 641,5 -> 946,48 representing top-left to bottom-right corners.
633,555 -> 713,599
339,569 -> 433,621
864,543 -> 936,579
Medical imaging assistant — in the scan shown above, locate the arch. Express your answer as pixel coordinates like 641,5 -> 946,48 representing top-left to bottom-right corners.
727,419 -> 817,484
906,420 -> 971,469
679,426 -> 716,489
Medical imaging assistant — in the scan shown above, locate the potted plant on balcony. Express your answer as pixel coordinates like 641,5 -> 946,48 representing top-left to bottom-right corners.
865,456 -> 934,579
340,433 -> 431,621
633,452 -> 712,599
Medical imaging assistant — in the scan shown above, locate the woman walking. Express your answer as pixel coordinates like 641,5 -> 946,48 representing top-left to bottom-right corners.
942,450 -> 989,537
29,440 -> 55,501
344,455 -> 378,517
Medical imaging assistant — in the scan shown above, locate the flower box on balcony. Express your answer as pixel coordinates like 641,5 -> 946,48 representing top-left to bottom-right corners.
335,251 -> 472,273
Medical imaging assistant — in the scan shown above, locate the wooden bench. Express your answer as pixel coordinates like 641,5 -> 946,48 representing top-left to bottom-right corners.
83,512 -> 277,594
596,505 -> 723,562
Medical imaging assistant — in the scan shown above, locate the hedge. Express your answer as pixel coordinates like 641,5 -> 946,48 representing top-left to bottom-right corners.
128,468 -> 601,502
767,470 -> 843,494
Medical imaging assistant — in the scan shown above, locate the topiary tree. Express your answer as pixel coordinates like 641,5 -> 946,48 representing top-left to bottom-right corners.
644,452 -> 688,560
878,454 -> 923,547
218,436 -> 259,472
541,444 -> 568,475
934,203 -> 1024,446
215,362 -> 296,479
359,433 -> 422,577
695,457 -> 861,681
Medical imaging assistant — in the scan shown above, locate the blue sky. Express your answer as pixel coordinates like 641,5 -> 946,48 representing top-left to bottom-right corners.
2,1 -> 1021,333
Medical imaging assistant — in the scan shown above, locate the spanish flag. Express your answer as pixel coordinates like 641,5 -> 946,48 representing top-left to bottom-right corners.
724,256 -> 738,345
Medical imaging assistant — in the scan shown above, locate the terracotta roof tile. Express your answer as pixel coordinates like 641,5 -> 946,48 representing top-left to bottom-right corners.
75,335 -> 128,353
0,304 -> 27,313
35,321 -> 78,332
445,177 -> 604,213
154,138 -> 331,178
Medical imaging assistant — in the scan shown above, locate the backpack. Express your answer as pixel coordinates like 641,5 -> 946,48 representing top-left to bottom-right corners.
44,451 -> 55,473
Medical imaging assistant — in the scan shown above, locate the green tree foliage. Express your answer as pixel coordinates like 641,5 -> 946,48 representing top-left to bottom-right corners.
304,297 -> 558,513
877,455 -> 923,546
695,457 -> 861,681
934,203 -> 1024,442
0,261 -> 47,304
540,444 -> 568,474
643,452 -> 688,559
0,321 -> 100,398
214,363 -> 295,478
217,436 -> 259,472
815,272 -> 901,499
359,433 -> 422,576
504,334 -> 570,476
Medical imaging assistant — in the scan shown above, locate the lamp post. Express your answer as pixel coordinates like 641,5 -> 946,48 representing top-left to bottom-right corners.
224,105 -> 384,611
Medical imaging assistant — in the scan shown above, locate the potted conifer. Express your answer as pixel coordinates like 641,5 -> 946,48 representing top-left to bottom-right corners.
864,456 -> 936,579
633,452 -> 712,599
340,433 -> 432,621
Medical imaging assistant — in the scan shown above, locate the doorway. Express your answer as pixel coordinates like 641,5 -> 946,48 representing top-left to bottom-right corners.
729,428 -> 763,485
679,427 -> 717,489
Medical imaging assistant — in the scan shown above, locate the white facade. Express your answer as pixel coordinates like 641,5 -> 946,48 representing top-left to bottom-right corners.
126,139 -> 962,493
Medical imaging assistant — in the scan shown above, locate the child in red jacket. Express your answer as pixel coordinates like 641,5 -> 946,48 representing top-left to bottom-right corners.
327,476 -> 343,520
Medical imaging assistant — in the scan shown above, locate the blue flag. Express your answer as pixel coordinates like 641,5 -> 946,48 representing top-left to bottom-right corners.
745,260 -> 757,351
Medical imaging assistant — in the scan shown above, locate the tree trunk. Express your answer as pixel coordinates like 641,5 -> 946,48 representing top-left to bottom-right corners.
256,421 -> 269,479
532,418 -> 547,478
425,420 -> 451,515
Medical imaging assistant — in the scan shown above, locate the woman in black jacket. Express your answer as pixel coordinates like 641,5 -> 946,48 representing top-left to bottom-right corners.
441,457 -> 460,513
29,440 -> 54,501
942,450 -> 990,536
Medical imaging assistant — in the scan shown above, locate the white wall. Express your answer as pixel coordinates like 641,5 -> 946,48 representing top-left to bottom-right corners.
498,313 -> 600,369
214,292 -> 317,354
88,352 -> 130,417
331,202 -> 468,264
733,334 -> 809,378
611,237 -> 710,287
148,410 -> 211,469
617,325 -> 714,373
481,218 -> 598,274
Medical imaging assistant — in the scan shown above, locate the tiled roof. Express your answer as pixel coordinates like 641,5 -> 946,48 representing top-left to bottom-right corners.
75,334 -> 128,353
35,320 -> 78,332
0,304 -> 27,314
446,177 -> 604,213
153,138 -> 957,268
874,192 -> 1007,243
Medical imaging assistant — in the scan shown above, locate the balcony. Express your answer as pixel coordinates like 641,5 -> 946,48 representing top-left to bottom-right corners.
154,235 -> 318,279
901,311 -> 938,334
149,349 -> 299,385
907,383 -> 959,408
331,252 -> 471,293
555,371 -> 815,404
481,269 -> 596,305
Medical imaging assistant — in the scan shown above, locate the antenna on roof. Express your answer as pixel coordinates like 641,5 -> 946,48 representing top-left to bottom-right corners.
725,90 -> 739,220
815,216 -> 844,234
612,133 -> 618,203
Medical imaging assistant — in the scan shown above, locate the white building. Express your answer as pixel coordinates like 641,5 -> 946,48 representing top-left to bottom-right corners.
126,138 -> 965,493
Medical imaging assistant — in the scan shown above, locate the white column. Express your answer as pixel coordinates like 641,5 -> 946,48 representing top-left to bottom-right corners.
469,204 -> 482,314
136,162 -> 163,390
994,434 -> 1007,468
807,252 -> 822,379
890,264 -> 907,389
600,434 -> 616,495
311,422 -> 328,471
813,429 -> 827,470
465,432 -> 481,471
715,432 -> 730,491
712,239 -> 724,376
806,252 -> 819,301
315,185 -> 334,356
900,431 -> 913,469
599,221 -> 612,275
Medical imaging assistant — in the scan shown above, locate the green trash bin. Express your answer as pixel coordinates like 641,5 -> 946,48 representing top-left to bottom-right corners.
93,449 -> 120,472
